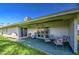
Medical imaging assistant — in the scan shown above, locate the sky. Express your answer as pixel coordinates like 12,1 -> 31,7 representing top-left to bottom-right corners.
0,3 -> 78,26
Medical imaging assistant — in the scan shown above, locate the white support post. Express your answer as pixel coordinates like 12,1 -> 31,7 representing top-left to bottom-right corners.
73,18 -> 78,53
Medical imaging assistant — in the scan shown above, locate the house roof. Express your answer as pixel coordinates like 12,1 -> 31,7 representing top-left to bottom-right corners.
0,8 -> 79,29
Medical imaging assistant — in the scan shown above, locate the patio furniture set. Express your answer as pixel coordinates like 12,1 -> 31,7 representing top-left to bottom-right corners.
23,32 -> 70,46
39,35 -> 69,46
49,35 -> 70,46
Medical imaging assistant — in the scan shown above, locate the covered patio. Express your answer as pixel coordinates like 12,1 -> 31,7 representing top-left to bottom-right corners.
19,38 -> 74,55
18,10 -> 78,54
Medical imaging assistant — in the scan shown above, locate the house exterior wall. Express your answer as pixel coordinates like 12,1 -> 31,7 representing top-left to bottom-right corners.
26,21 -> 69,38
68,18 -> 78,53
0,26 -> 20,39
68,19 -> 75,52
0,29 -> 1,35
49,21 -> 69,37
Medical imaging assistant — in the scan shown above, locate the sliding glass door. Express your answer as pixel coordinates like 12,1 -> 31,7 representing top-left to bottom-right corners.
20,28 -> 27,37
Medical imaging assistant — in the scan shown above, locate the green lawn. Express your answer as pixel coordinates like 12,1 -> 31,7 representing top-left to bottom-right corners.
0,36 -> 46,55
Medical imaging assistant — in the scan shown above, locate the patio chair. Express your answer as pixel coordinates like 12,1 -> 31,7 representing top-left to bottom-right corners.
44,38 -> 51,42
44,35 -> 51,42
63,35 -> 70,43
31,33 -> 37,39
53,37 -> 63,46
27,33 -> 32,38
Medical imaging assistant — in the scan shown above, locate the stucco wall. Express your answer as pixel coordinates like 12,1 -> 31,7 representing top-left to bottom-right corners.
0,29 -> 2,35
68,18 -> 78,53
0,26 -> 20,39
49,27 -> 69,37
68,19 -> 74,51
49,21 -> 69,37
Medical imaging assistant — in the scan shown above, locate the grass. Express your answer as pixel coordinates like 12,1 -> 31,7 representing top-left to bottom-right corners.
0,35 -> 46,55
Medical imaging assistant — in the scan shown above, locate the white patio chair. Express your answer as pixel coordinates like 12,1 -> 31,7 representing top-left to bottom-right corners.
44,35 -> 51,42
31,33 -> 36,39
44,38 -> 51,42
53,37 -> 63,46
27,33 -> 32,38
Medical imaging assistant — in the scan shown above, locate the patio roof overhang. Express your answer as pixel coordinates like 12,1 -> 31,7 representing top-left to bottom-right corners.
19,8 -> 79,28
19,13 -> 78,28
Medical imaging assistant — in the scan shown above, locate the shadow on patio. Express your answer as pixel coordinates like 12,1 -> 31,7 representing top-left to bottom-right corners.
19,38 -> 74,55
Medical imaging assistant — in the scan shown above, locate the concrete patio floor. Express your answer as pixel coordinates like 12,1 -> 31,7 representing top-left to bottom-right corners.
19,38 -> 74,55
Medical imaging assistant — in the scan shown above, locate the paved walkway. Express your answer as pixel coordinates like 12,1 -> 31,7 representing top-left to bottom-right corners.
19,38 -> 74,55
